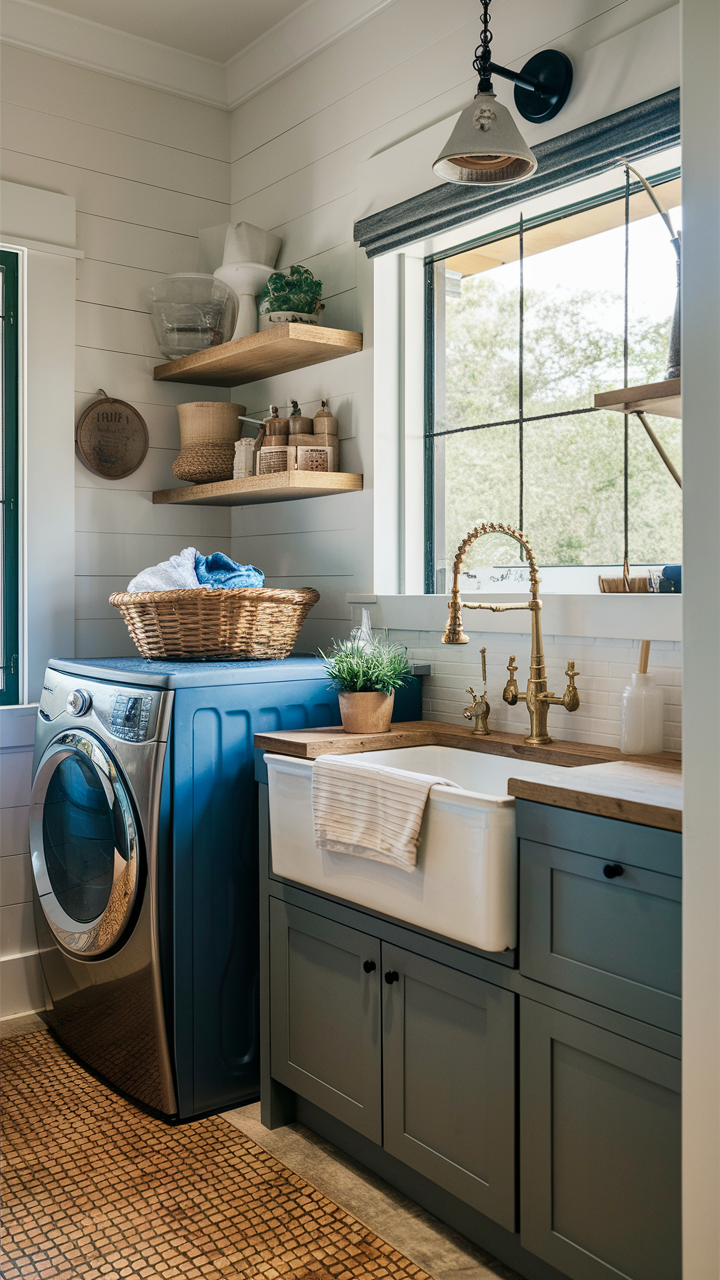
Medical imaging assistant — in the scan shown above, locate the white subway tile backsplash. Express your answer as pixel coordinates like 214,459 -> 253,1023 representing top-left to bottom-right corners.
390,627 -> 682,753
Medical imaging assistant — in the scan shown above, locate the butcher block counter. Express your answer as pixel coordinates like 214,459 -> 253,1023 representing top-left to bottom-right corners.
255,718 -> 681,831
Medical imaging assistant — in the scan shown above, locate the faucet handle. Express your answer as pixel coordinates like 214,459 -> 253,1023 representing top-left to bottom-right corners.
503,655 -> 519,706
563,660 -> 580,712
463,687 -> 479,722
480,645 -> 487,690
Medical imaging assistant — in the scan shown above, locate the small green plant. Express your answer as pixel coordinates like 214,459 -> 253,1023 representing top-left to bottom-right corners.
319,637 -> 412,696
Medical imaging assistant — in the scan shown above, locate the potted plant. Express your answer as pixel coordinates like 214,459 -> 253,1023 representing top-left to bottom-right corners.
320,637 -> 412,734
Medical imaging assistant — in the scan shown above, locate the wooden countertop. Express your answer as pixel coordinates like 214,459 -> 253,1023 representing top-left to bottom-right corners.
507,760 -> 682,833
255,719 -> 681,772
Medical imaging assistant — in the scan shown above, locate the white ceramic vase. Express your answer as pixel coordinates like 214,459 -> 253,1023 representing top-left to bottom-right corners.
213,262 -> 273,340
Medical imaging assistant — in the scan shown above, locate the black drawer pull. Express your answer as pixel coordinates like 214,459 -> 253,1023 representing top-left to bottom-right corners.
603,863 -> 625,879
384,969 -> 399,985
363,960 -> 376,973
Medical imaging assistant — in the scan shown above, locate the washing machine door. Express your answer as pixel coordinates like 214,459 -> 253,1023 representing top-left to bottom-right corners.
30,730 -> 141,958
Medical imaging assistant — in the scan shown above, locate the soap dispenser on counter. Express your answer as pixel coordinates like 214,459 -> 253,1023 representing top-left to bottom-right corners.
621,640 -> 664,754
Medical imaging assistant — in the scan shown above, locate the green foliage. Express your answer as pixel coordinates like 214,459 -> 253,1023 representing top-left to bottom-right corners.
438,274 -> 681,569
258,265 -> 323,317
320,638 -> 412,695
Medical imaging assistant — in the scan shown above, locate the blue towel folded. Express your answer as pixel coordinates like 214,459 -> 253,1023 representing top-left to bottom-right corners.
195,552 -> 264,589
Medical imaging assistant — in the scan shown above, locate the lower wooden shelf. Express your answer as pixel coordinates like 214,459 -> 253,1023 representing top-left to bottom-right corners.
152,470 -> 363,507
594,377 -> 681,418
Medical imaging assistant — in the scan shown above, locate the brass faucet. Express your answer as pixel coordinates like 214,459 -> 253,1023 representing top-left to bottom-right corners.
442,522 -> 580,745
463,647 -> 490,735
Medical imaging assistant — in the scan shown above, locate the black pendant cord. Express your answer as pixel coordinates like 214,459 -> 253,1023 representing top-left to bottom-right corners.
519,213 -> 525,543
623,165 -> 630,581
473,0 -> 493,94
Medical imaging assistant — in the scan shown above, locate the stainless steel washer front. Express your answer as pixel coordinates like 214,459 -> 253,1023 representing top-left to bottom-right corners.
30,729 -> 141,958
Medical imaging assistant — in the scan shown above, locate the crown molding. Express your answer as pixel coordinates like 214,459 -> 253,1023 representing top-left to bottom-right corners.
0,0 -> 227,106
224,0 -> 396,110
0,0 -> 397,111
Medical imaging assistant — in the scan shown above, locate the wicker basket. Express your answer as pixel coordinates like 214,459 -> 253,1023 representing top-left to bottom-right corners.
110,586 -> 320,660
172,443 -> 236,483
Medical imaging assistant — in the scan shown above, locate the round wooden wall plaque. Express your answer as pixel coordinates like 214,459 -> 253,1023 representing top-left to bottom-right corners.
76,392 -> 149,479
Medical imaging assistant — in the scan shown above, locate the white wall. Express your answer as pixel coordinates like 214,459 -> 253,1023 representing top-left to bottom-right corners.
680,0 -> 720,1273
0,49 -> 234,1017
228,0 -> 681,652
0,44 -> 234,668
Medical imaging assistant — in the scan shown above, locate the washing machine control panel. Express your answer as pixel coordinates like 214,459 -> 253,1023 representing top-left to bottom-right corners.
110,693 -> 155,742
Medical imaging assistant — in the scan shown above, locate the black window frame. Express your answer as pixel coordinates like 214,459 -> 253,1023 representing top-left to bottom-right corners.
423,164 -> 681,592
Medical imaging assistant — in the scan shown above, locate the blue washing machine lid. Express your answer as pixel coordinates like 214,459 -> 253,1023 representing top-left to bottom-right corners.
48,654 -> 329,689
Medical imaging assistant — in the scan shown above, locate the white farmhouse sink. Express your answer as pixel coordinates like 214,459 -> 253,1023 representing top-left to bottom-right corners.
265,745 -> 560,953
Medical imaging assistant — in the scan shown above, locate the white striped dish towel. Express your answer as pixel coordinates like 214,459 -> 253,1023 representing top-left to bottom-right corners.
311,754 -> 462,871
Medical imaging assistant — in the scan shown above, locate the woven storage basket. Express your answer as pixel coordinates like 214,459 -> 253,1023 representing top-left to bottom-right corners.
172,443 -> 236,483
109,586 -> 320,660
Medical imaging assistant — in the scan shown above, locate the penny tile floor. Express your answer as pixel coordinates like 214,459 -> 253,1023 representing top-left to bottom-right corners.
1,1032 -> 432,1280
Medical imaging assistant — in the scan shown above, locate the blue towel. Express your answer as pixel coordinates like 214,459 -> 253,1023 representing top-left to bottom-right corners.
659,564 -> 681,593
195,552 -> 264,589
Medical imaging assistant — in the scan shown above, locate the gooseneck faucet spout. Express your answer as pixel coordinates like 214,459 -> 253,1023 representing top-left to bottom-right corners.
442,522 -> 580,744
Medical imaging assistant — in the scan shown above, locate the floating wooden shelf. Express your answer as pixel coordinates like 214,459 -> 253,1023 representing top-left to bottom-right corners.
153,324 -> 363,387
153,470 -> 363,508
594,377 -> 681,419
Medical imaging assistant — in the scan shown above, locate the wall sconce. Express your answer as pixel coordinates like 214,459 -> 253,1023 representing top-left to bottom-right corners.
432,0 -> 573,186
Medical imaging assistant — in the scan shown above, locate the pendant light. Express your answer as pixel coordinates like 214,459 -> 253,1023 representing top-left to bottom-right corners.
433,0 -> 573,186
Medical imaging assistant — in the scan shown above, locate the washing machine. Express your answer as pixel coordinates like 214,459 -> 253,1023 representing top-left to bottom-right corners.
31,656 -> 422,1121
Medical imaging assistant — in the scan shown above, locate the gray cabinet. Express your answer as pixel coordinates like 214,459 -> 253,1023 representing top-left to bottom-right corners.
382,942 -> 516,1231
519,837 -> 681,1033
269,897 -> 516,1229
520,997 -> 681,1280
269,898 -> 382,1142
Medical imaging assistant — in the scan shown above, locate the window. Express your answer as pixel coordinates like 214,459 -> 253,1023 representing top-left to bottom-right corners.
1,249 -> 20,705
426,168 -> 682,593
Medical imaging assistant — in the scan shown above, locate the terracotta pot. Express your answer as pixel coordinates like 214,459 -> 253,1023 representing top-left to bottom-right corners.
338,689 -> 395,734
177,401 -> 246,447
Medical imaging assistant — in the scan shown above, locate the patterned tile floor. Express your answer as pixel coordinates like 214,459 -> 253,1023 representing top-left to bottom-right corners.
1,1032 -> 432,1280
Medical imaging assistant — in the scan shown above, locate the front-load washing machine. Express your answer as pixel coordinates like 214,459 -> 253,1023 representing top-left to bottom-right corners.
30,656 -> 422,1121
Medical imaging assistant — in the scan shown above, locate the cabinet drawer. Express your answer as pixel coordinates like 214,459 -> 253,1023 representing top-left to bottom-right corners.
520,997 -> 681,1280
382,943 -> 516,1231
269,898 -> 382,1142
520,839 -> 681,1033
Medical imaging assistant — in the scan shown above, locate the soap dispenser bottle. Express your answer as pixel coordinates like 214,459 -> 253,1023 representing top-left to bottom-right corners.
621,640 -> 664,754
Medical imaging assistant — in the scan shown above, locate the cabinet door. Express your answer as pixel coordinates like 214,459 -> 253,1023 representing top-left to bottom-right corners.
520,997 -> 681,1280
269,898 -> 382,1142
520,839 -> 681,1033
382,942 -> 515,1230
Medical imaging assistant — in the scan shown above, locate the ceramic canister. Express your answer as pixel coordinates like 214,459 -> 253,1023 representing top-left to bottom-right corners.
313,402 -> 338,435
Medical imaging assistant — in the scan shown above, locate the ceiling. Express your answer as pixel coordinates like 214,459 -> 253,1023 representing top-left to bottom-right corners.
33,0 -> 311,63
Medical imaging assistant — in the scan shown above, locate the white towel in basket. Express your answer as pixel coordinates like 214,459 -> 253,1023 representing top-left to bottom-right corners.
312,753 -> 462,871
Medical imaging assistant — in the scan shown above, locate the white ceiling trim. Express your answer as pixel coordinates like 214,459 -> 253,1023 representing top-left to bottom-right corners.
0,0 -> 228,106
224,0 -> 397,109
0,0 -> 397,111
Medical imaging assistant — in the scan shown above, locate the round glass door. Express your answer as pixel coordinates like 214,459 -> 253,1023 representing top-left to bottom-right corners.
30,731 -> 141,957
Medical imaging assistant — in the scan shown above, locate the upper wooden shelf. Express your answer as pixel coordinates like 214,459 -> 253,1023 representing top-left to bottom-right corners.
153,469 -> 362,508
594,377 -> 681,419
153,324 -> 363,387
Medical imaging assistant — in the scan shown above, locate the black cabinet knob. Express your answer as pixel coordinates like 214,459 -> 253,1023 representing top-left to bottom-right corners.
363,960 -> 376,973
603,863 -> 625,879
384,970 -> 399,985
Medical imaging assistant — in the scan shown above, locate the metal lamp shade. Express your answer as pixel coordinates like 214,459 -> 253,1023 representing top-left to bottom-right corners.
433,93 -> 537,185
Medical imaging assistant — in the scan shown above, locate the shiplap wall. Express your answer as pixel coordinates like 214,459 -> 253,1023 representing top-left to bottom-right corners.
0,47 -> 235,1018
0,43 -> 234,661
228,0 -> 680,652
